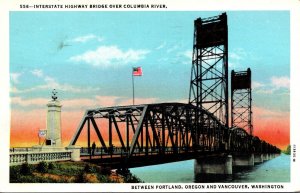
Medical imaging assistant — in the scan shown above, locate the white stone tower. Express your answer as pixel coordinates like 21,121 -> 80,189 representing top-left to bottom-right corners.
46,89 -> 62,147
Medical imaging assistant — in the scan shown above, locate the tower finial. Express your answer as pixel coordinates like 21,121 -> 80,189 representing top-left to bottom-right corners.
51,89 -> 58,101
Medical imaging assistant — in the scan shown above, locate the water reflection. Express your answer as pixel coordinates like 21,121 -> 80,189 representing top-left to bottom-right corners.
194,174 -> 233,183
130,154 -> 290,183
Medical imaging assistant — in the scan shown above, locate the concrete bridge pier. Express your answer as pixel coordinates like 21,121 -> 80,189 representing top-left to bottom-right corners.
233,154 -> 254,167
66,146 -> 81,161
263,153 -> 269,161
254,154 -> 263,164
194,155 -> 232,176
270,154 -> 277,159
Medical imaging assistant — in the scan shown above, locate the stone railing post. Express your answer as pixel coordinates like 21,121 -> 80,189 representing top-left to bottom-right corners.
26,153 -> 32,164
66,146 -> 81,161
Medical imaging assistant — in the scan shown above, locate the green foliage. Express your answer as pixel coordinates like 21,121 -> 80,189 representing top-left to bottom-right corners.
48,162 -> 56,170
282,145 -> 291,155
97,174 -> 113,183
75,172 -> 85,183
124,173 -> 143,183
10,164 -> 57,183
100,167 -> 112,175
76,171 -> 102,183
10,166 -> 21,182
10,161 -> 132,183
83,164 -> 99,173
75,164 -> 115,183
83,164 -> 92,173
18,175 -> 57,183
36,161 -> 48,173
20,163 -> 32,175
47,162 -> 83,176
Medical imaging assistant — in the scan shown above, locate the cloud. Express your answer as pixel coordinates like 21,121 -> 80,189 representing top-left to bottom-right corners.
69,46 -> 149,67
230,48 -> 247,59
252,106 -> 289,150
11,95 -> 159,109
94,96 -> 122,107
10,72 -> 22,84
58,83 -> 99,93
253,106 -> 289,119
156,42 -> 166,50
253,76 -> 290,94
271,76 -> 290,89
31,69 -> 44,77
10,86 -> 21,93
71,34 -> 104,43
118,97 -> 158,106
11,96 -> 98,109
252,81 -> 265,89
11,97 -> 49,107
229,48 -> 248,68
163,50 -> 192,66
63,96 -> 158,110
229,52 -> 242,60
166,45 -> 179,53
63,96 -> 123,109
228,62 -> 238,68
183,50 -> 192,59
13,82 -> 99,94
170,50 -> 192,65
11,69 -> 100,94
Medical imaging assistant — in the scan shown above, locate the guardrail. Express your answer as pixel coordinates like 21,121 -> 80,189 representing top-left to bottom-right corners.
79,146 -> 194,159
10,147 -> 33,152
10,151 -> 72,166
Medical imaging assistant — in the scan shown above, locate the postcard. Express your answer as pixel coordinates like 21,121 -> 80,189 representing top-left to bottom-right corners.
0,0 -> 299,192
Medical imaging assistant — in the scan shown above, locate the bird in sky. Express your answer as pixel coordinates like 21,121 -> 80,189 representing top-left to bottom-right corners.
57,40 -> 71,50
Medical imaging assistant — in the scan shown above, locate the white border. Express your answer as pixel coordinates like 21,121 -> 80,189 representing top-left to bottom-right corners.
1,0 -> 299,192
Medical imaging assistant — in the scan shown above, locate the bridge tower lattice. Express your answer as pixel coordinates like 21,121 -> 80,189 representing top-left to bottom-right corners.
231,68 -> 253,135
188,13 -> 229,146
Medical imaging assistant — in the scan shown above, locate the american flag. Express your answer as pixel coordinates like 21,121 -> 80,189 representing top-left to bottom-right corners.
132,67 -> 143,76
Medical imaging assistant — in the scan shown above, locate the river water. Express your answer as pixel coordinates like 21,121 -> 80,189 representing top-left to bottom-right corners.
130,154 -> 290,183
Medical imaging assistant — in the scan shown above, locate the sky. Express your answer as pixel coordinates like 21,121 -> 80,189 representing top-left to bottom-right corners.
9,11 -> 290,149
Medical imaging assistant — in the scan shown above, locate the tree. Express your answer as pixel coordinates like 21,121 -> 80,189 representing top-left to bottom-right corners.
283,145 -> 291,155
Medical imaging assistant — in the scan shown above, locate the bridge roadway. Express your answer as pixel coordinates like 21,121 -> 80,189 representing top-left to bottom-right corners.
80,147 -> 241,169
79,146 -> 280,177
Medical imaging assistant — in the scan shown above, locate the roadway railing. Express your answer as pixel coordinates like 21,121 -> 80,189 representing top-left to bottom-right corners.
10,147 -> 33,152
80,146 -> 198,159
10,151 -> 72,166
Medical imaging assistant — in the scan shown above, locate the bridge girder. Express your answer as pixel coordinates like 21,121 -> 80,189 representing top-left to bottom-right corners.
69,102 -> 280,162
69,103 -> 228,159
228,127 -> 280,154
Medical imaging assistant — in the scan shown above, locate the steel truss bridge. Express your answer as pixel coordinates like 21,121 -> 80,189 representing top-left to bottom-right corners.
69,13 -> 280,169
69,103 -> 279,168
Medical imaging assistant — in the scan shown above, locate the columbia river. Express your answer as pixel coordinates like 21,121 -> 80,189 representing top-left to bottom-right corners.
130,154 -> 290,183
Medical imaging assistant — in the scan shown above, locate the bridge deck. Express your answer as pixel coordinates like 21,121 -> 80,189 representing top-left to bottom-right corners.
80,148 -> 228,169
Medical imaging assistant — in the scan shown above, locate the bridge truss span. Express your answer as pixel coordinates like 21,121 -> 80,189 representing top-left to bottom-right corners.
69,103 -> 228,161
228,127 -> 280,155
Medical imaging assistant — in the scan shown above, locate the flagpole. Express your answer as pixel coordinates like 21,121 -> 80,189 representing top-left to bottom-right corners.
132,68 -> 135,105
